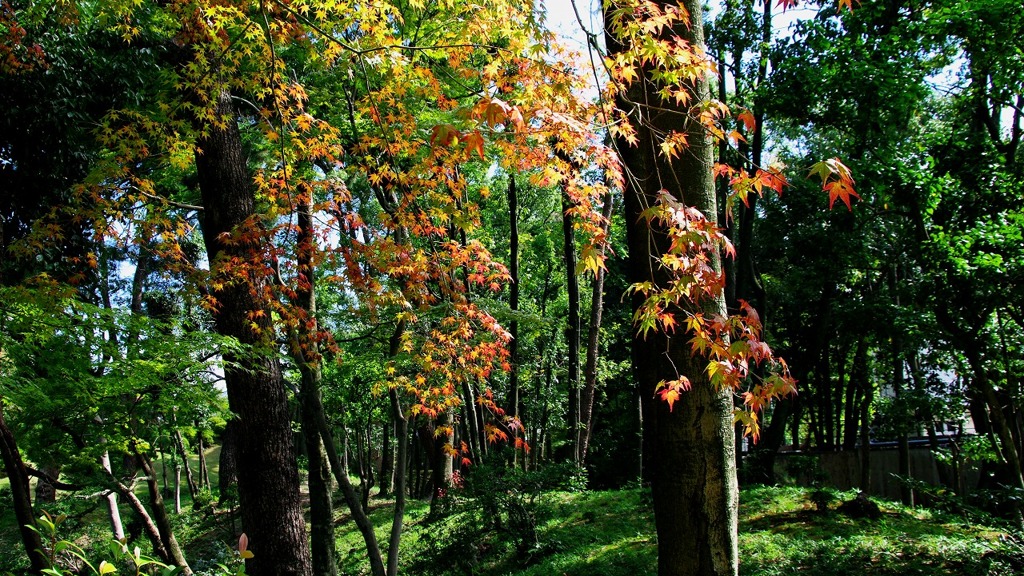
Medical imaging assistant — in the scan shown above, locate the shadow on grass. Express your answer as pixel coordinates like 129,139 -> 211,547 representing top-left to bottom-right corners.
740,497 -> 1008,576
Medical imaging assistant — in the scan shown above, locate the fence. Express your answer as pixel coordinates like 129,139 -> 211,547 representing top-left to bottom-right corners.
774,447 -> 980,502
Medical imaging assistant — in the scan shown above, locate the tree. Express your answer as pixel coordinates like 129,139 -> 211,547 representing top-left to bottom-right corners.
605,1 -> 738,573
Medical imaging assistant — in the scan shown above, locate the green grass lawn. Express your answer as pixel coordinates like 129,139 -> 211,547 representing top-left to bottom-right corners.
335,485 -> 1019,576
3,466 -> 1022,575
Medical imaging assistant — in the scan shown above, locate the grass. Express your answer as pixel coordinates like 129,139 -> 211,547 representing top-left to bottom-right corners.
3,467 -> 1023,575
0,445 -> 229,573
334,485 -> 1020,576
737,486 -> 1013,576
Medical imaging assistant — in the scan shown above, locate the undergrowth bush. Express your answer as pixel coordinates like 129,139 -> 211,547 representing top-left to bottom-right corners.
414,461 -> 586,574
11,512 -> 250,576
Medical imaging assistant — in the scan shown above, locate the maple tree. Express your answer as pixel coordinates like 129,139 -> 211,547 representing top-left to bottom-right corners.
0,0 -> 882,574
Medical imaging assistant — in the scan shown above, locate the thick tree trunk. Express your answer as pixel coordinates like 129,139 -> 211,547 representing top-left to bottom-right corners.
195,90 -> 311,576
609,1 -> 738,573
0,403 -> 49,574
218,419 -> 240,506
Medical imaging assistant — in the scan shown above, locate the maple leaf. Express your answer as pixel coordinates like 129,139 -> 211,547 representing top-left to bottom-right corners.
655,377 -> 691,411
658,387 -> 681,411
737,110 -> 756,132
809,157 -> 859,210
462,131 -> 485,159
484,423 -> 508,444
825,178 -> 861,210
483,99 -> 510,127
430,124 -> 460,148
734,409 -> 761,443
514,437 -> 531,453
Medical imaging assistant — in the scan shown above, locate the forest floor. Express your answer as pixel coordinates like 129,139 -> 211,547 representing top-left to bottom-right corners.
333,484 -> 1022,576
2,461 -> 1023,575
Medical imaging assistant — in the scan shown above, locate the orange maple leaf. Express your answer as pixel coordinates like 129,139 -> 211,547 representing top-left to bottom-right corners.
463,131 -> 485,159
737,110 -> 757,132
825,179 -> 860,211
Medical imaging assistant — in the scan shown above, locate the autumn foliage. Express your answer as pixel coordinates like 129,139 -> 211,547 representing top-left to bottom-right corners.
9,0 -> 858,465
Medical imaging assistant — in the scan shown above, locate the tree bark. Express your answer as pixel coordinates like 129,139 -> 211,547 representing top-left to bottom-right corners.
292,180 -> 338,576
507,174 -> 521,428
301,396 -> 337,576
34,462 -> 60,505
562,189 -> 582,461
137,453 -> 193,574
578,190 -> 614,463
197,433 -> 211,491
195,90 -> 311,576
99,449 -> 126,540
608,1 -> 738,574
386,389 -> 409,576
0,402 -> 49,574
218,419 -> 239,506
378,417 -> 394,497
109,475 -> 171,564
173,428 -> 200,502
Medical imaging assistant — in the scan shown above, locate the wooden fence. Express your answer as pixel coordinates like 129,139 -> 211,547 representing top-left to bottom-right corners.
774,447 -> 980,502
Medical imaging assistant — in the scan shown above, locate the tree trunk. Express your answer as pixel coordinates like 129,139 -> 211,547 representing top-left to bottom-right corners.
561,188 -> 582,461
890,311 -> 914,506
99,450 -> 126,540
34,462 -> 60,505
137,453 -> 193,574
971,351 -> 1024,490
0,402 -> 49,574
218,419 -> 239,506
301,397 -> 337,576
578,190 -> 614,464
386,389 -> 409,576
507,174 -> 521,427
460,382 -> 482,465
173,429 -> 200,502
608,1 -> 738,573
291,181 -> 338,576
743,398 -> 792,485
379,418 -> 394,498
109,475 -> 171,564
429,409 -> 454,515
197,433 -> 211,491
195,90 -> 311,576
174,464 -> 182,514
